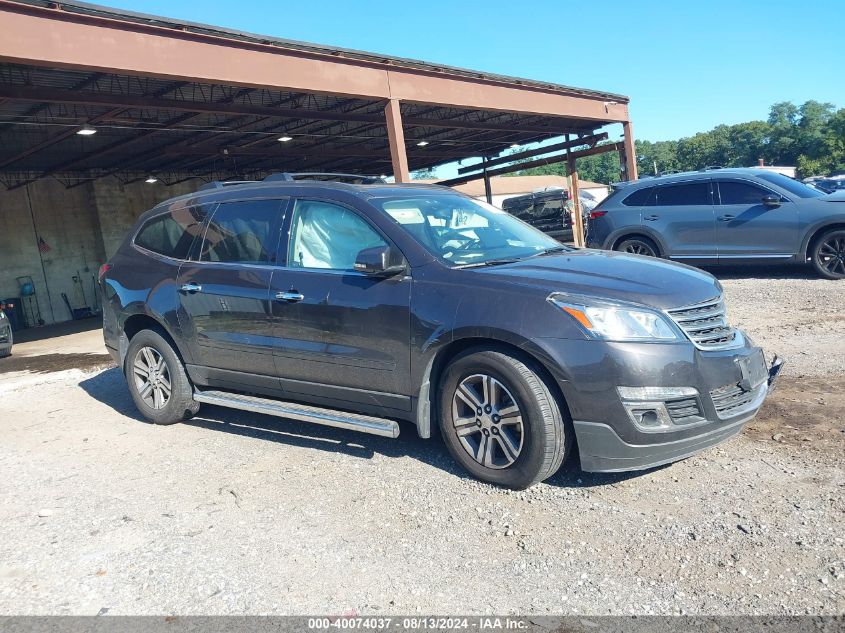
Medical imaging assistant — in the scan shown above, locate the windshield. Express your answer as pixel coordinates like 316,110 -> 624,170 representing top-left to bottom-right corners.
756,172 -> 826,199
375,194 -> 568,267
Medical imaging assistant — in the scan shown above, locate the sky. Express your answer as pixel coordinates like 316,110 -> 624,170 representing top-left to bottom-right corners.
92,0 -> 843,175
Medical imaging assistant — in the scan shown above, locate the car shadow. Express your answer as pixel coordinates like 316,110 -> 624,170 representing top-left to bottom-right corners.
79,367 -> 656,490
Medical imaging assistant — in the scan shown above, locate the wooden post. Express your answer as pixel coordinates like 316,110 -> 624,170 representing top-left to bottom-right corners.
384,99 -> 409,183
568,154 -> 584,247
622,120 -> 638,181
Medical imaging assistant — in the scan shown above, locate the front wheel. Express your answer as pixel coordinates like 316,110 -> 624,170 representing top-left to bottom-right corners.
125,328 -> 199,424
811,229 -> 845,279
439,349 -> 570,489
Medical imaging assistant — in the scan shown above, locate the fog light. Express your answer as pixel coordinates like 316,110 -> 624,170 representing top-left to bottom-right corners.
622,401 -> 673,431
618,387 -> 699,432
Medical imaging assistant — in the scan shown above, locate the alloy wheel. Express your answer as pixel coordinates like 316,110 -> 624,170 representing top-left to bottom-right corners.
132,346 -> 172,410
623,241 -> 655,256
451,373 -> 524,469
818,236 -> 845,276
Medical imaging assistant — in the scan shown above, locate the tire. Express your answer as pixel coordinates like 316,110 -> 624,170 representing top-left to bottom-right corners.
125,328 -> 199,425
616,236 -> 660,258
810,228 -> 845,280
438,349 -> 571,489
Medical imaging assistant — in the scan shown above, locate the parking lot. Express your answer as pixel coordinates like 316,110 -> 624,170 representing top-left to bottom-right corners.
0,265 -> 843,616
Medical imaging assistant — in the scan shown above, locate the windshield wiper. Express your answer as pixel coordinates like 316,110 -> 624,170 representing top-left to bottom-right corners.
531,246 -> 570,257
454,258 -> 521,269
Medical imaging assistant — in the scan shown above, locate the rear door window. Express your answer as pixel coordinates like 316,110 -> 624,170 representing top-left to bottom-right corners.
655,182 -> 712,206
134,206 -> 207,259
717,180 -> 770,205
622,186 -> 656,207
200,199 -> 285,265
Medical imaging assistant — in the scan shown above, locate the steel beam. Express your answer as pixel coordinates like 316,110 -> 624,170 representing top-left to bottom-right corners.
384,99 -> 409,183
456,132 -> 607,175
437,142 -> 624,187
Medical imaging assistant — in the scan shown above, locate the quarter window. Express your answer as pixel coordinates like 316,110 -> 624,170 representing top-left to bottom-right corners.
287,200 -> 387,271
134,206 -> 206,259
655,182 -> 711,206
622,186 -> 656,207
718,181 -> 770,205
200,200 -> 282,264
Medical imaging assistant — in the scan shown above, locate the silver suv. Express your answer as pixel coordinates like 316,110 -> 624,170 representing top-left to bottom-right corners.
586,168 -> 845,279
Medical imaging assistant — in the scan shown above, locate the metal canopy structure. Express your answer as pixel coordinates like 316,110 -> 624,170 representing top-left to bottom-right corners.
0,0 -> 637,190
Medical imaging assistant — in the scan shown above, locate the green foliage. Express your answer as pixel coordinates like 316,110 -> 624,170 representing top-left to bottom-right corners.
511,100 -> 844,184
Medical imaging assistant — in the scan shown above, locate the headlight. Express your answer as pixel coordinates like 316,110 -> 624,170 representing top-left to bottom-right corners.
547,292 -> 680,341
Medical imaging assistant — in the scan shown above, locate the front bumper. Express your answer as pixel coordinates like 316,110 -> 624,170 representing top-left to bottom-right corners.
531,335 -> 784,473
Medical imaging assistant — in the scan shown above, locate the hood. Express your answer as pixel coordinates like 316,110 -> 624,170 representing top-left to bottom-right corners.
476,249 -> 721,311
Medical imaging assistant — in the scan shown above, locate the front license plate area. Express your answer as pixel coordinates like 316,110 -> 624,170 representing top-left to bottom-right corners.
737,349 -> 767,391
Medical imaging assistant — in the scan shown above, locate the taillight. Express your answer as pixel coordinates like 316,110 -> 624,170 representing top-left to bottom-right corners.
98,263 -> 113,281
589,210 -> 608,219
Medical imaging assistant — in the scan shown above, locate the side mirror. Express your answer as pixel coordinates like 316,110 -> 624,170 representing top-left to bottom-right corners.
762,194 -> 782,208
354,245 -> 405,276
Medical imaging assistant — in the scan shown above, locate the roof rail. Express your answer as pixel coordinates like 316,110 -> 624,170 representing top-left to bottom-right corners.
700,165 -> 724,171
262,172 -> 387,184
197,180 -> 256,191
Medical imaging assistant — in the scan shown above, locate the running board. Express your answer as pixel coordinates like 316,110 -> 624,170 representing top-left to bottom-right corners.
192,389 -> 400,438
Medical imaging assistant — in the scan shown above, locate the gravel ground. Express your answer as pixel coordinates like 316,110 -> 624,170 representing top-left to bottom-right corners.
0,267 -> 843,616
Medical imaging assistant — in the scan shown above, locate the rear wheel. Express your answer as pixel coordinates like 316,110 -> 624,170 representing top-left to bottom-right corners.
439,349 -> 570,489
125,328 -> 199,425
810,229 -> 845,279
616,236 -> 660,258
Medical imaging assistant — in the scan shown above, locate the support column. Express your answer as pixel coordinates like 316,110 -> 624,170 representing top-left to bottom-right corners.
482,156 -> 493,204
568,154 -> 584,248
622,120 -> 638,181
384,99 -> 410,183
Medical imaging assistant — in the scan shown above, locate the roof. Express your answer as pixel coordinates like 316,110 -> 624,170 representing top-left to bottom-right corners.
414,175 -> 607,197
150,177 -> 456,209
615,167 -> 798,189
15,0 -> 627,104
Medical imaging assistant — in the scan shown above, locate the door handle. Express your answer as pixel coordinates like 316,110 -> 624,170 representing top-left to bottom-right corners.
718,215 -> 736,222
275,291 -> 305,303
644,215 -> 659,221
180,282 -> 202,293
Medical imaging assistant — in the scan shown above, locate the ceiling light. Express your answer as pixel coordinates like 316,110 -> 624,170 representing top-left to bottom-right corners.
277,135 -> 293,142
145,176 -> 158,184
77,125 -> 97,136
416,141 -> 429,147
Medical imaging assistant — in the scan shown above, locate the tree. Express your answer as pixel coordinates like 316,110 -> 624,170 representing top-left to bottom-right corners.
502,100 -> 842,184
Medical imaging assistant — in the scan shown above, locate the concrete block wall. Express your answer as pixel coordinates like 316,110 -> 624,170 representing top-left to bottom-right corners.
0,177 -> 195,326
93,179 -> 195,259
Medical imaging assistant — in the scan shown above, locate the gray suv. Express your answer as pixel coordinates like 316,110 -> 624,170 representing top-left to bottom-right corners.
101,174 -> 783,489
586,168 -> 845,279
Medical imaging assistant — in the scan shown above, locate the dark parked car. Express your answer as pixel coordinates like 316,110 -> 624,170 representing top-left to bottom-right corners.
0,305 -> 12,357
501,188 -> 573,241
101,174 -> 783,489
586,168 -> 845,279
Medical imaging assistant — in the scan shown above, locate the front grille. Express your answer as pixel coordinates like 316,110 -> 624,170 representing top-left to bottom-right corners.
665,396 -> 705,425
710,382 -> 762,419
667,296 -> 738,350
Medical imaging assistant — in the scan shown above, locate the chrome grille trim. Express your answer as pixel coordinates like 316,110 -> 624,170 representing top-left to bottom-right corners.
666,296 -> 740,350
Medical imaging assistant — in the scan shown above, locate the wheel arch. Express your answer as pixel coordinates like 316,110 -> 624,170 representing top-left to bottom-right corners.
415,335 -> 573,442
803,222 -> 845,260
119,312 -> 189,370
611,231 -> 665,256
